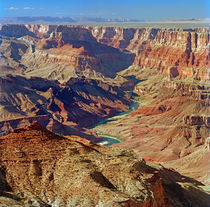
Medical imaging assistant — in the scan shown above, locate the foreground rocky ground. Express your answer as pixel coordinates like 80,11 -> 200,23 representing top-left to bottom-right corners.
0,122 -> 209,207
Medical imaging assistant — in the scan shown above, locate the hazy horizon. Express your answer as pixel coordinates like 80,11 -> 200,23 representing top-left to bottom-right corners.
1,0 -> 209,21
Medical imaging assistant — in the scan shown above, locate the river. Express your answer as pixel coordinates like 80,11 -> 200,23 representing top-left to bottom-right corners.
89,95 -> 139,146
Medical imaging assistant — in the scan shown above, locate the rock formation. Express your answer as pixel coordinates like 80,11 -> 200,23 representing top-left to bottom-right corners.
0,23 -> 209,202
92,67 -> 209,185
0,122 -> 209,207
21,25 -> 135,80
1,24 -> 208,81
0,74 -> 130,137
89,26 -> 209,81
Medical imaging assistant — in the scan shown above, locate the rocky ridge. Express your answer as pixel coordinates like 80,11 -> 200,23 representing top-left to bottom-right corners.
89,26 -> 209,80
0,122 -> 209,207
0,75 -> 130,137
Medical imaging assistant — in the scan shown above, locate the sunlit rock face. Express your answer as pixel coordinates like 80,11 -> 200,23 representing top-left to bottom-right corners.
0,24 -> 209,81
0,122 -> 209,207
0,75 -> 131,137
89,26 -> 209,81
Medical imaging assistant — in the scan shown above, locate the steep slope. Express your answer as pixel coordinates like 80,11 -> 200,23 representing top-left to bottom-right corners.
163,143 -> 210,185
0,24 -> 209,82
21,25 -> 135,80
89,26 -> 209,81
0,24 -> 56,38
0,37 -> 29,76
91,66 -> 209,184
0,24 -> 36,38
0,122 -> 209,207
0,75 -> 130,137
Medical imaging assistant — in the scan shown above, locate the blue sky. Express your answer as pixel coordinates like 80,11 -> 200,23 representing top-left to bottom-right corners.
0,0 -> 209,20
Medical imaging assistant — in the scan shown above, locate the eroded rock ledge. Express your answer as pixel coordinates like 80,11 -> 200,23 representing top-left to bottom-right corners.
0,122 -> 209,207
0,24 -> 209,81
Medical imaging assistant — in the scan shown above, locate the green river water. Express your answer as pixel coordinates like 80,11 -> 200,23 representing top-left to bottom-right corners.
89,97 -> 139,146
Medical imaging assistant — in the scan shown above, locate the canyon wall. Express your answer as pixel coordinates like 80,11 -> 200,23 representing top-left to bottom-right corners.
0,75 -> 130,136
25,24 -> 57,38
89,26 -> 209,80
0,24 -> 209,80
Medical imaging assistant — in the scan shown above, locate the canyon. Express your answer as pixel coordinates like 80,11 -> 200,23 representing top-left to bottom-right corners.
0,23 -> 209,206
1,24 -> 209,81
0,74 -> 130,140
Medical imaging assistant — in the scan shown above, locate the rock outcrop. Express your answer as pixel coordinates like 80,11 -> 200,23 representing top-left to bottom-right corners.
0,122 -> 209,207
0,115 -> 101,142
0,75 -> 130,136
184,115 -> 210,127
25,24 -> 57,38
89,26 -> 209,81
162,80 -> 210,105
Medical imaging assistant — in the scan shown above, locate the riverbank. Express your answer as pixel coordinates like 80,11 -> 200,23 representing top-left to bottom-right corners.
90,94 -> 140,146
97,136 -> 121,146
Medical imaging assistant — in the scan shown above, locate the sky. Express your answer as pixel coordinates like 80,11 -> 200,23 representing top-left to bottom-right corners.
0,0 -> 209,20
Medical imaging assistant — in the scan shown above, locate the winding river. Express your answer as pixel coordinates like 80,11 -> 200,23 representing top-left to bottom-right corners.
89,95 -> 139,146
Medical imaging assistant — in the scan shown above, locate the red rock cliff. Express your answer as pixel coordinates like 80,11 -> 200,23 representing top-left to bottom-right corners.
89,26 -> 209,80
1,24 -> 208,80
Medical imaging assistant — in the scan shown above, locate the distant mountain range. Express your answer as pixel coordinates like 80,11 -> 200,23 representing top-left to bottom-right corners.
164,18 -> 210,22
0,16 -> 144,24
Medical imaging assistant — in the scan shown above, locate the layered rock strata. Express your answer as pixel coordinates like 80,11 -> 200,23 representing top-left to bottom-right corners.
0,24 -> 208,81
89,26 -> 209,80
90,67 -> 209,184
